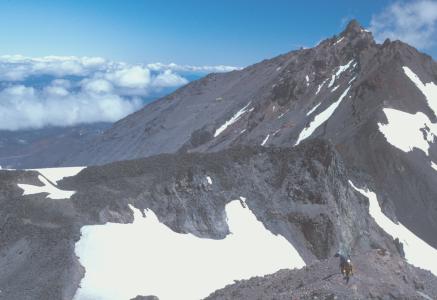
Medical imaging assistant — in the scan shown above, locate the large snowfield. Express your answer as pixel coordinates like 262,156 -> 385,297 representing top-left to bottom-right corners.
378,108 -> 436,155
73,199 -> 305,300
349,181 -> 437,276
377,66 -> 437,158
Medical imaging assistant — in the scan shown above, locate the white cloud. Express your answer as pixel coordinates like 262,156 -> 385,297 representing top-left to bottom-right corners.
0,55 -> 239,82
105,66 -> 151,89
0,55 -> 108,80
82,79 -> 114,94
0,84 -> 142,130
44,85 -> 70,97
146,62 -> 241,73
151,69 -> 188,88
0,55 -> 238,130
51,79 -> 72,89
370,0 -> 437,49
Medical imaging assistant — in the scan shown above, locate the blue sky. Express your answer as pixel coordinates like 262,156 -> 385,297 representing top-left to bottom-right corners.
1,0 -> 437,130
1,0 -> 436,66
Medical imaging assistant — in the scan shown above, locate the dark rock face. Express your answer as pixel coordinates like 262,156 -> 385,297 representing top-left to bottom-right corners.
62,139 -> 391,262
0,170 -> 83,300
205,250 -> 437,300
288,213 -> 335,260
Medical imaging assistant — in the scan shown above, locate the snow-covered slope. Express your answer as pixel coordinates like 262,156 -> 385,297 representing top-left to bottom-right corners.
74,200 -> 304,300
378,108 -> 436,155
350,181 -> 437,276
403,66 -> 437,115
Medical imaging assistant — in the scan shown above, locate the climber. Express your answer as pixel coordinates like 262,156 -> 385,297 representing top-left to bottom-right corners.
334,252 -> 353,283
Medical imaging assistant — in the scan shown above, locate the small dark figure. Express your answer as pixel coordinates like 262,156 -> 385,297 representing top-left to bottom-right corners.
334,253 -> 353,283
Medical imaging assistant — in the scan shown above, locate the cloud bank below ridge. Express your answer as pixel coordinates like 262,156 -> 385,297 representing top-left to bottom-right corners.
0,55 -> 240,130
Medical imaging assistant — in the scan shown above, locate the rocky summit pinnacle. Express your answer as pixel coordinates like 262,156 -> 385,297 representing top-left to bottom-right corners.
342,19 -> 364,35
338,19 -> 373,42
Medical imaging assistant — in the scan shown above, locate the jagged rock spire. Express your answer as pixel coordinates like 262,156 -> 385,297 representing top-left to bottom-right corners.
335,19 -> 374,48
344,19 -> 364,34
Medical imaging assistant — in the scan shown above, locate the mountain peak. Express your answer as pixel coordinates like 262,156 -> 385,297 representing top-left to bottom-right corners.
338,19 -> 373,41
343,19 -> 364,35
334,19 -> 374,48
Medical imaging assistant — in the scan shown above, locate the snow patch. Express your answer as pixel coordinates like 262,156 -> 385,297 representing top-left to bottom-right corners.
349,181 -> 437,276
417,291 -> 434,300
272,129 -> 281,136
403,66 -> 437,116
18,175 -> 76,199
73,200 -> 305,300
316,79 -> 328,95
331,85 -> 339,92
17,167 -> 83,199
306,102 -> 321,116
431,161 -> 437,171
206,176 -> 212,185
30,166 -> 86,183
348,76 -> 357,85
333,37 -> 344,45
261,134 -> 270,146
327,60 -> 355,88
214,102 -> 252,137
277,112 -> 286,119
378,108 -> 436,155
335,60 -> 354,78
328,74 -> 336,88
295,86 -> 351,146
305,75 -> 309,87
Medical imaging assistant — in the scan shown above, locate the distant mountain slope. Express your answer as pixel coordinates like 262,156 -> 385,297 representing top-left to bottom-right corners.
62,21 -> 437,252
0,123 -> 111,169
0,60 -> 206,170
61,20 -> 378,164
